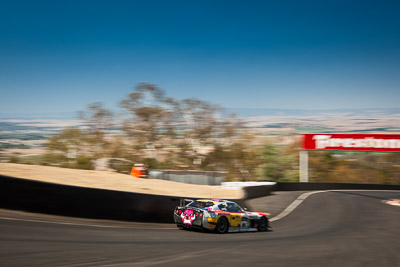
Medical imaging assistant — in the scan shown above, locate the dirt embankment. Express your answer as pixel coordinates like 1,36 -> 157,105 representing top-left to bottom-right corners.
0,163 -> 243,199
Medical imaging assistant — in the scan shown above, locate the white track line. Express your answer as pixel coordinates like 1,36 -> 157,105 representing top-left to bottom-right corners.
0,216 -> 174,230
0,216 -> 123,228
270,191 -> 326,222
270,189 -> 400,222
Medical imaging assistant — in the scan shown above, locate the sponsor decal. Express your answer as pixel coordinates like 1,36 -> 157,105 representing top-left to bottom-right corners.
181,209 -> 196,225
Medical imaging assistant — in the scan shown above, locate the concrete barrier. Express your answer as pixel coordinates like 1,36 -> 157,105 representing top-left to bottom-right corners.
0,175 -> 185,223
243,185 -> 275,199
0,174 -> 245,223
221,182 -> 276,199
150,170 -> 226,185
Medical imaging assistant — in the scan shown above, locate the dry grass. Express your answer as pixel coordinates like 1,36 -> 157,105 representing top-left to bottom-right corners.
0,163 -> 243,199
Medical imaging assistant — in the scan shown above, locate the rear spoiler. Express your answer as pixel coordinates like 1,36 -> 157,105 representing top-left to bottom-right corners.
180,198 -> 194,206
170,197 -> 194,206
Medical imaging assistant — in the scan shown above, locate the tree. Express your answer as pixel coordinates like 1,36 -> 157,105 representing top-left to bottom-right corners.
180,98 -> 222,141
220,113 -> 242,145
202,142 -> 260,181
78,102 -> 113,143
45,127 -> 92,168
119,83 -> 237,166
308,151 -> 337,182
42,82 -> 245,175
258,144 -> 298,182
178,98 -> 234,165
120,83 -> 175,147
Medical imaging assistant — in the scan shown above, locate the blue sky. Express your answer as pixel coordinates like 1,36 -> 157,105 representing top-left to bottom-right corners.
1,0 -> 399,114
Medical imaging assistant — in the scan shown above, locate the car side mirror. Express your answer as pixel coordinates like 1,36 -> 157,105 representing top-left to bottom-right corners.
244,208 -> 248,211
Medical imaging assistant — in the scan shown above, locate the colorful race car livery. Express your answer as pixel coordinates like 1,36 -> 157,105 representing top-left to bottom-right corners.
174,199 -> 270,233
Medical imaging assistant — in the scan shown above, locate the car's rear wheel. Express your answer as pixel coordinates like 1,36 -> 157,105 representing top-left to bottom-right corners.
215,217 -> 229,234
257,216 -> 268,231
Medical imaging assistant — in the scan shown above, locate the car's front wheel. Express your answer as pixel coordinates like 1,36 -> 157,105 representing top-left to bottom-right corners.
215,217 -> 229,234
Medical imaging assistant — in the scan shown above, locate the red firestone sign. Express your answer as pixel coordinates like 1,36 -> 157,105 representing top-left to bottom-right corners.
302,134 -> 400,152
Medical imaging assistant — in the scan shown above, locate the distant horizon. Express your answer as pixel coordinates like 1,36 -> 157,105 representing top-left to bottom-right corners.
1,107 -> 400,121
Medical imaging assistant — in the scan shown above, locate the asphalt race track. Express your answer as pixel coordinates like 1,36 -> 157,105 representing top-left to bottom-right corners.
0,191 -> 399,267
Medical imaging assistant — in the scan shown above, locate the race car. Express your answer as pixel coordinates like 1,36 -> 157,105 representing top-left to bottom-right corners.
174,199 -> 269,233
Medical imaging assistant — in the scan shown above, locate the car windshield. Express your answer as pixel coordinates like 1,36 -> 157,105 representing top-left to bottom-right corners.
217,202 -> 244,212
187,201 -> 215,209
